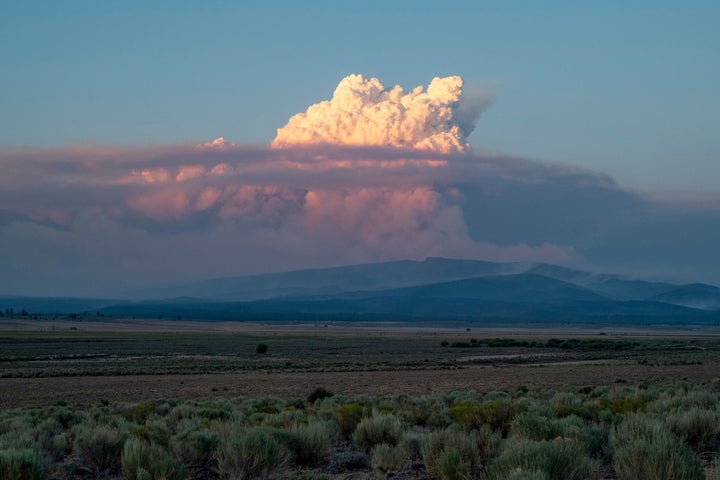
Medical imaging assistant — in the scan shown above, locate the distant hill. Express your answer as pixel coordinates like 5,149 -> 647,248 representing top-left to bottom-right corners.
143,257 -> 526,301
4,257 -> 720,325
526,264 -> 677,301
336,274 -> 607,303
650,284 -> 720,310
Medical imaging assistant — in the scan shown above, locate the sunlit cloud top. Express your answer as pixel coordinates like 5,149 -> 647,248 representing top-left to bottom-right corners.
271,74 -> 487,153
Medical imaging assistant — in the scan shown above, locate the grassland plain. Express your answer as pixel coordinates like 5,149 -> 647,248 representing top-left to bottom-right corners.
2,319 -> 720,478
2,319 -> 720,408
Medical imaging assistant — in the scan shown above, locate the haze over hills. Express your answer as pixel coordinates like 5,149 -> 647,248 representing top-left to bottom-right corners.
3,257 -> 720,325
650,284 -> 720,311
143,257 -> 528,301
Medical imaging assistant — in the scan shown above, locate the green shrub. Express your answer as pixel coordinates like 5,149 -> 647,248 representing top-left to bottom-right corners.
610,413 -> 703,480
121,436 -> 185,480
398,430 -> 424,459
132,421 -> 171,448
33,417 -> 65,458
47,405 -> 80,429
171,428 -> 220,467
261,409 -> 307,429
307,387 -> 333,404
73,425 -> 128,474
0,420 -> 35,451
489,439 -> 600,480
352,414 -> 404,452
510,413 -> 554,441
511,413 -> 589,450
422,426 -> 500,480
450,398 -> 524,435
166,404 -> 198,426
0,448 -> 47,480
216,426 -> 289,480
122,401 -> 159,424
284,421 -> 336,466
601,396 -> 647,415
666,407 -> 720,453
678,390 -> 718,410
505,468 -> 550,480
551,392 -> 582,417
337,403 -> 364,434
197,404 -> 233,421
433,447 -> 470,480
371,443 -> 407,474
256,343 -> 268,354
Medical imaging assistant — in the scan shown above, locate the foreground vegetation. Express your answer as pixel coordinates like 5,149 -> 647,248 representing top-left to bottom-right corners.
2,380 -> 720,479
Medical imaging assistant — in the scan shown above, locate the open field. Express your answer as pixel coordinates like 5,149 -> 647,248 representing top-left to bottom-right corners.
2,319 -> 720,409
2,319 -> 720,479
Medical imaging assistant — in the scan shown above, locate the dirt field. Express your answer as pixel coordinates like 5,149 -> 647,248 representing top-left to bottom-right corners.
1,319 -> 719,409
2,360 -> 719,409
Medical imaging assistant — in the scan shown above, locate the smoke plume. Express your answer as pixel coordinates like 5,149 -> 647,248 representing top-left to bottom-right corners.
2,74 -> 720,295
271,74 -> 487,153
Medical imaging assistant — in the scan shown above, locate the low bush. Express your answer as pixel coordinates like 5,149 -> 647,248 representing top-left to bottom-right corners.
121,436 -> 185,480
489,438 -> 601,480
4,377 -> 720,480
122,401 -> 159,424
171,428 -> 220,468
433,447 -> 470,480
132,415 -> 172,447
398,430 -> 424,459
0,448 -> 47,480
261,409 -> 307,429
511,413 -> 590,450
611,413 -> 704,480
551,392 -> 583,418
450,398 -> 524,435
216,426 -> 289,480
666,407 -> 720,453
73,424 -> 128,474
371,442 -> 407,473
337,403 -> 363,434
307,387 -> 333,404
284,420 -> 336,466
33,417 -> 66,459
422,426 -> 500,480
505,468 -> 550,480
352,414 -> 404,452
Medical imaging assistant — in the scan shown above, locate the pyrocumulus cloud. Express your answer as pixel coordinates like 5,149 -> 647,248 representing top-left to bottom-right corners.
3,74 -> 719,296
271,74 -> 486,153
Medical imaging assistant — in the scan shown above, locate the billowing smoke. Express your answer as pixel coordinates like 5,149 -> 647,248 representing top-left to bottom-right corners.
3,74 -> 720,296
271,74 -> 487,153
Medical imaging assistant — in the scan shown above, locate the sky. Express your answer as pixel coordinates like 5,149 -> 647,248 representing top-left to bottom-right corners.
1,2 -> 720,296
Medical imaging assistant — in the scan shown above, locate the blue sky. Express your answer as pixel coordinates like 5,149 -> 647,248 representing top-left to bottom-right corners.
2,1 -> 719,191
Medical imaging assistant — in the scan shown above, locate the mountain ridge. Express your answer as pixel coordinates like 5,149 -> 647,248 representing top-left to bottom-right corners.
3,258 -> 720,324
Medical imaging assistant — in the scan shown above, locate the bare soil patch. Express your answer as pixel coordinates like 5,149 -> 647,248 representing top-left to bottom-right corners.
2,360 -> 718,409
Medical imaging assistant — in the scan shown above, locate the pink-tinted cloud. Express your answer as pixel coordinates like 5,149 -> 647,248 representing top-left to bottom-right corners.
3,73 -> 719,296
4,139 -> 720,296
0,142 -> 591,279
